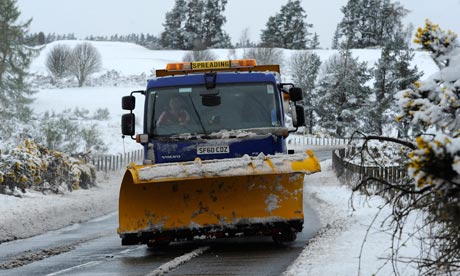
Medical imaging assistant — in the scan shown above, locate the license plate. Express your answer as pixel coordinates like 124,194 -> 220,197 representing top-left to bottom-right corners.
197,145 -> 230,155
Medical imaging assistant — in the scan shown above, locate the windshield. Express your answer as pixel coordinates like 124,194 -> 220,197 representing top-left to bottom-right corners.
146,83 -> 279,136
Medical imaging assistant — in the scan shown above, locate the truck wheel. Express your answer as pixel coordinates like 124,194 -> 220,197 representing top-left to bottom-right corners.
147,240 -> 170,250
272,230 -> 297,244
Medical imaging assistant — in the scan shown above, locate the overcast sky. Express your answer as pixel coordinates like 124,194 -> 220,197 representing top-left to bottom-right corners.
16,0 -> 460,49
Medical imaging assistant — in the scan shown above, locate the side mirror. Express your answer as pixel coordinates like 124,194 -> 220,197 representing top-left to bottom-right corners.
293,105 -> 305,127
289,87 -> 303,102
122,96 -> 136,110
121,113 -> 135,136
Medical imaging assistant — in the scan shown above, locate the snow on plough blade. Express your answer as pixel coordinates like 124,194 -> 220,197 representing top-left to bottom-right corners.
118,150 -> 320,245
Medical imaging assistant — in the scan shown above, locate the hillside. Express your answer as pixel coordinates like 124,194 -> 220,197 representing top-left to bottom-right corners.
27,41 -> 439,155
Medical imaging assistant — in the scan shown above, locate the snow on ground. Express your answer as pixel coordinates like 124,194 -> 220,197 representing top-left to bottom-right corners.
0,171 -> 122,243
285,160 -> 421,276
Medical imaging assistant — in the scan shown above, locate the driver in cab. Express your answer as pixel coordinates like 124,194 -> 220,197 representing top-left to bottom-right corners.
157,95 -> 190,125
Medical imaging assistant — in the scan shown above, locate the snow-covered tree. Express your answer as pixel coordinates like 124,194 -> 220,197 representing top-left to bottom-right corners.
367,44 -> 422,135
331,24 -> 340,49
201,0 -> 231,48
336,0 -> 408,48
0,0 -> 37,127
161,0 -> 231,50
46,44 -> 72,81
288,51 -> 321,133
309,33 -> 320,49
69,42 -> 102,87
161,0 -> 187,49
315,50 -> 371,137
260,0 -> 313,49
183,0 -> 205,49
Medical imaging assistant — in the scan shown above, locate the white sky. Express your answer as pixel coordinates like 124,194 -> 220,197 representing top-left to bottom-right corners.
16,0 -> 460,49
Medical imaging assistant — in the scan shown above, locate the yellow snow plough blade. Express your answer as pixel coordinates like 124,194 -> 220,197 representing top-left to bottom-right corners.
118,150 -> 320,245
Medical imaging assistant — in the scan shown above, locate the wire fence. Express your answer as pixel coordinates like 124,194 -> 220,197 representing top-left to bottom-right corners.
91,149 -> 143,172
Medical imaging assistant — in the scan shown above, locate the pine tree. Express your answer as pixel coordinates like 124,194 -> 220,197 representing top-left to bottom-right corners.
367,43 -> 421,135
202,0 -> 231,48
37,32 -> 46,45
309,33 -> 320,49
288,51 -> 321,133
338,0 -> 360,48
183,0 -> 204,49
161,0 -> 187,49
331,25 -> 340,49
0,0 -> 37,128
260,0 -> 312,49
161,0 -> 231,50
337,0 -> 408,48
260,15 -> 281,47
315,50 -> 372,137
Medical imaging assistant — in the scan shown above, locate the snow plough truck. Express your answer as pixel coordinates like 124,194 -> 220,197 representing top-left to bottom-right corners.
119,59 -> 321,247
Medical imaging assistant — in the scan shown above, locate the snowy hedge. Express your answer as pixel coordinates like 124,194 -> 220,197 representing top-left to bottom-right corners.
0,139 -> 96,196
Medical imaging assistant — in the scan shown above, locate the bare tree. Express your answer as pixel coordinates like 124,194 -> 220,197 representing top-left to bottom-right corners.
238,27 -> 251,48
182,49 -> 217,62
243,47 -> 283,66
46,44 -> 72,81
69,42 -> 102,87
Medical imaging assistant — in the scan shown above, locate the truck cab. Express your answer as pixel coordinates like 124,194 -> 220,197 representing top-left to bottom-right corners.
122,59 -> 305,165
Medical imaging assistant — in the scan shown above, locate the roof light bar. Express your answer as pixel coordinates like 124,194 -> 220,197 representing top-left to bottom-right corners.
165,59 -> 257,71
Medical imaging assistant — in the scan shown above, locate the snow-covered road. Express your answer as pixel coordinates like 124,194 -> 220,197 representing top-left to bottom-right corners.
0,158 -> 422,275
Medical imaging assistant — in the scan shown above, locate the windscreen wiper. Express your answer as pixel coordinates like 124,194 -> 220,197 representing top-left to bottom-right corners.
188,94 -> 207,135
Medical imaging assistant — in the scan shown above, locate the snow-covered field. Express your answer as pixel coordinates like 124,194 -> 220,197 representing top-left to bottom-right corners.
0,41 -> 439,274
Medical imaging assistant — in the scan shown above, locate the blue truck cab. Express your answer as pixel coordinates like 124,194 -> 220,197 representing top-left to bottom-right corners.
121,59 -> 305,165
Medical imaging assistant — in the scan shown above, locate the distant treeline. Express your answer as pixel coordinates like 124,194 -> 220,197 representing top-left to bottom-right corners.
25,32 -> 162,49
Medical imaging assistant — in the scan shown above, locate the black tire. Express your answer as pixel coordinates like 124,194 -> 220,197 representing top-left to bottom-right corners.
272,230 -> 297,245
147,240 -> 170,250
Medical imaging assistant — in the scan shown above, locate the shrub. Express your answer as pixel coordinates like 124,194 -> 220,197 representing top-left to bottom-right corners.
0,139 -> 96,195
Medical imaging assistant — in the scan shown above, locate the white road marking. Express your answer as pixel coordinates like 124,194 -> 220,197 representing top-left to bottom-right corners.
46,261 -> 103,276
119,245 -> 144,255
45,245 -> 144,275
146,246 -> 210,276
